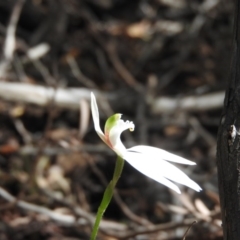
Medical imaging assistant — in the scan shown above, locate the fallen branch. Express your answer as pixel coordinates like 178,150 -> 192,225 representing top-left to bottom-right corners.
0,82 -> 92,109
0,82 -> 224,113
0,186 -> 126,232
151,91 -> 224,114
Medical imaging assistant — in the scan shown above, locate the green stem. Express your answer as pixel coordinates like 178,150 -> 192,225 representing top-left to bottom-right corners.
90,156 -> 124,240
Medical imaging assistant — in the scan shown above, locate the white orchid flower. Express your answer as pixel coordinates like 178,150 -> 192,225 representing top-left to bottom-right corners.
91,93 -> 202,194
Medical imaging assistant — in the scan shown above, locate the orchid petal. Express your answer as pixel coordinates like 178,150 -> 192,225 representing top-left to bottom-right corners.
90,93 -> 108,145
123,149 -> 202,193
128,145 -> 196,165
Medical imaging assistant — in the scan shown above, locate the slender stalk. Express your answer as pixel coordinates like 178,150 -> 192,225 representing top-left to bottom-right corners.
90,156 -> 124,240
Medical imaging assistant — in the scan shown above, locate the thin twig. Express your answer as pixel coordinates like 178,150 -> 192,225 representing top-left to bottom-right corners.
109,218 -> 202,239
67,55 -> 97,88
0,0 -> 25,77
182,220 -> 197,240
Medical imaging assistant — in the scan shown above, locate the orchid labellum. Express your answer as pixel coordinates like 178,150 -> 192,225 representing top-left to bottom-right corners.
90,92 -> 201,240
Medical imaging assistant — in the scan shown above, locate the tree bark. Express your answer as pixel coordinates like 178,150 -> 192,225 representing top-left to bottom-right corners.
217,0 -> 240,239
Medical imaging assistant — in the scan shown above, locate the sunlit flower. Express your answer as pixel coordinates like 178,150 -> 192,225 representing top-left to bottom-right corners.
91,93 -> 202,194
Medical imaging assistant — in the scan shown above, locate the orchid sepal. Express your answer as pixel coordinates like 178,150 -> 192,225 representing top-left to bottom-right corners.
90,92 -> 108,145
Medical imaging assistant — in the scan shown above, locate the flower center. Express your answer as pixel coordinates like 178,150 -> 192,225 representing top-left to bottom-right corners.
107,115 -> 135,154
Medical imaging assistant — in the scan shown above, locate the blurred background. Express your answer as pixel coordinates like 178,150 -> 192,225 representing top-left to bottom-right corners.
0,0 -> 232,239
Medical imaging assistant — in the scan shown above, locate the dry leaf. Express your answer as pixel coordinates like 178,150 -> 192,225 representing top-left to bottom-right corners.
10,105 -> 25,117
126,20 -> 151,39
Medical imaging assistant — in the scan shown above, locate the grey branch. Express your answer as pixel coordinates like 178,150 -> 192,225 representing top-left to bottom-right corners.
0,82 -> 92,109
0,186 -> 126,232
151,91 -> 224,114
0,82 -> 224,113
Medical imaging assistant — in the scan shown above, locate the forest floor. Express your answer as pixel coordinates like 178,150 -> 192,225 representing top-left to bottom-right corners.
0,0 -> 233,239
